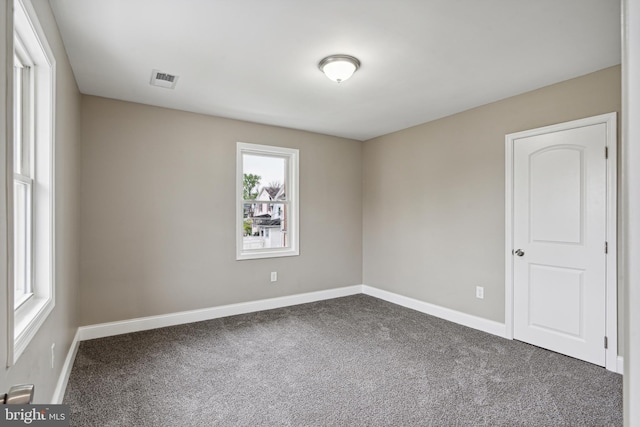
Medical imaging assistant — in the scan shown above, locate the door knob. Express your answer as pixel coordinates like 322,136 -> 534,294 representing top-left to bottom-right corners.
514,249 -> 525,257
2,384 -> 34,404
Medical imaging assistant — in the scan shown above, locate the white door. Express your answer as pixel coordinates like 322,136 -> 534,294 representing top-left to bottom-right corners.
511,120 -> 609,366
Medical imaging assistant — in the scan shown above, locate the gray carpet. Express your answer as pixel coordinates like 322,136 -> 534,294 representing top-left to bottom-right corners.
64,295 -> 622,426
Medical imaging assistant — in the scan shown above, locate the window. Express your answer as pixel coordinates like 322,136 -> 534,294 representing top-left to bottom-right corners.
13,48 -> 33,309
9,0 -> 56,364
236,143 -> 299,260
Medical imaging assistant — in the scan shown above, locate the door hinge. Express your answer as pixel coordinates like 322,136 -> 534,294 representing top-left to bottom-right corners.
605,146 -> 609,159
605,241 -> 608,254
604,336 -> 608,349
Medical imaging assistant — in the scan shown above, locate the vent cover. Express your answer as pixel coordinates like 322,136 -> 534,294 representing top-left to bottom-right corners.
150,69 -> 179,89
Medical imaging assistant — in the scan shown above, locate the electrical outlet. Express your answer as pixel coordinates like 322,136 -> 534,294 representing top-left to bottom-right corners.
476,286 -> 484,299
270,272 -> 277,282
51,343 -> 55,369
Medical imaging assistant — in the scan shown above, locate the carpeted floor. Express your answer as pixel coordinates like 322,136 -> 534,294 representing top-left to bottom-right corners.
64,295 -> 622,426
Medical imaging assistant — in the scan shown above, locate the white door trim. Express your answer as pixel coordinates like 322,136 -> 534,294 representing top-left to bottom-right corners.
505,112 -> 618,372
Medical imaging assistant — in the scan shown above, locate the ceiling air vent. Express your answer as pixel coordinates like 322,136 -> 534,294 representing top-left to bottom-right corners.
150,69 -> 179,89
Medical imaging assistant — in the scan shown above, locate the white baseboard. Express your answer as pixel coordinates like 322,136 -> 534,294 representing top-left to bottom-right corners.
51,329 -> 80,404
76,284 -> 508,342
362,285 -> 507,338
77,285 -> 363,341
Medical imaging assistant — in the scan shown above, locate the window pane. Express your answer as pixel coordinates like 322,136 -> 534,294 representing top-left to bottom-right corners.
13,60 -> 23,174
13,180 -> 31,304
242,202 -> 288,250
242,154 -> 286,200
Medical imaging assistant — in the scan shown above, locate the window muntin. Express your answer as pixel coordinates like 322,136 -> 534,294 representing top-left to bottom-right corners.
237,143 -> 299,260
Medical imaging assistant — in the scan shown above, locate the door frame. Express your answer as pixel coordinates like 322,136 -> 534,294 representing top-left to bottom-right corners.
504,112 -> 618,372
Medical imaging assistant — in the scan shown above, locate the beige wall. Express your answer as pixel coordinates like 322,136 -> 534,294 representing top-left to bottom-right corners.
363,66 -> 621,347
0,0 -> 81,402
79,96 -> 363,325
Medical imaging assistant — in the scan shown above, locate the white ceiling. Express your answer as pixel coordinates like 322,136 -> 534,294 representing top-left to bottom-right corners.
49,0 -> 621,141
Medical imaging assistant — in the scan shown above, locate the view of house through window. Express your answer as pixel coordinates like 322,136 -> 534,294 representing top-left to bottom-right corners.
237,142 -> 299,260
242,154 -> 288,250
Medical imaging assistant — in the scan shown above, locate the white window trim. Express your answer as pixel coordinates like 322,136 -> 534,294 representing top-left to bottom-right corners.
236,142 -> 299,260
7,0 -> 56,366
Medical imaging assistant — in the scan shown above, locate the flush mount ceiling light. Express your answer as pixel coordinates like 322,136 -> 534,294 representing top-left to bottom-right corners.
318,55 -> 361,83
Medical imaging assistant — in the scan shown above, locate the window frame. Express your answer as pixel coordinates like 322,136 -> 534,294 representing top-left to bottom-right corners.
8,0 -> 56,366
236,142 -> 299,260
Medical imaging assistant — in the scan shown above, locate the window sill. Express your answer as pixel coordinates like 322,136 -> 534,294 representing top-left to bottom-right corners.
237,248 -> 299,261
14,292 -> 34,310
13,295 -> 55,364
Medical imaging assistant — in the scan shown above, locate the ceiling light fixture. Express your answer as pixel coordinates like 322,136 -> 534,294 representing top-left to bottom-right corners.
318,55 -> 361,83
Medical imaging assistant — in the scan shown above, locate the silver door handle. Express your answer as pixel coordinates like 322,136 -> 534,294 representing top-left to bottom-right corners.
2,384 -> 34,404
514,249 -> 525,257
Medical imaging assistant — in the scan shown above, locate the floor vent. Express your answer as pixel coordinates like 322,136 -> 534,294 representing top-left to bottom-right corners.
150,69 -> 179,89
